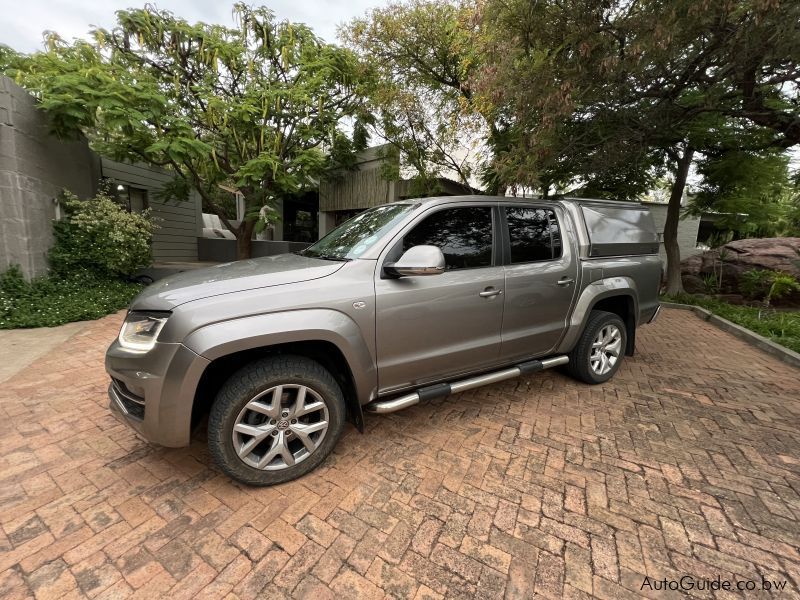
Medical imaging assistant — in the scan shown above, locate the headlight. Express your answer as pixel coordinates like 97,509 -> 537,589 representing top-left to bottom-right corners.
118,311 -> 170,352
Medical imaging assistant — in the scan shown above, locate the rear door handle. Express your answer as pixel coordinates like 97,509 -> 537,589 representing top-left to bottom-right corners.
556,278 -> 575,286
479,288 -> 503,298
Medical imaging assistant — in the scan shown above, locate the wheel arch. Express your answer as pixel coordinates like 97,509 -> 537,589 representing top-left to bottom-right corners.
184,309 -> 376,434
590,295 -> 636,356
192,340 -> 364,433
557,277 -> 639,356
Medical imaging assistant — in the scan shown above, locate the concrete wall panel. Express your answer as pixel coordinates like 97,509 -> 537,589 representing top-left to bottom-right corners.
0,76 -> 97,278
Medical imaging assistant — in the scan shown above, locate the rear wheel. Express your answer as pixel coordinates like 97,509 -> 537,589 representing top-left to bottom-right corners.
208,355 -> 345,486
567,310 -> 627,384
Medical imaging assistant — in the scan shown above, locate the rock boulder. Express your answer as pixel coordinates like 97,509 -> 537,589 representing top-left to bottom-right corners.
680,237 -> 800,301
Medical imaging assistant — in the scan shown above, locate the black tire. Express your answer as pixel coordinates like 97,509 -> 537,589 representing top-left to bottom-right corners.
566,310 -> 627,384
208,355 -> 345,486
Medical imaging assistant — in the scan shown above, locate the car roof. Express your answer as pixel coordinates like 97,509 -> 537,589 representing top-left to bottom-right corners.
393,195 -> 643,208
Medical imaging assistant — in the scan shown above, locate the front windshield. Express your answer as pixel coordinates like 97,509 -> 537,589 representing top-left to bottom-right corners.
300,204 -> 416,260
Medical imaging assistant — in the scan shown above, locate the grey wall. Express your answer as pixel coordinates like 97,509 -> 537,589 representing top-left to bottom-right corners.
100,158 -> 200,262
643,202 -> 702,264
0,76 -> 99,278
198,238 -> 308,263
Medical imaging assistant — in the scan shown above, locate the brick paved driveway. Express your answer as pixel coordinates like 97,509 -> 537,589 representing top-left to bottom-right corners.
1,308 -> 799,599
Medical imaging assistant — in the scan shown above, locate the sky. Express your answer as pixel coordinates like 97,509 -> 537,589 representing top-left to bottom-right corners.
1,0 -> 382,53
3,0 -> 797,176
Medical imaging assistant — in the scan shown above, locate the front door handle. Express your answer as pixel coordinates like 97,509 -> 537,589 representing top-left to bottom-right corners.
556,277 -> 575,286
479,288 -> 503,298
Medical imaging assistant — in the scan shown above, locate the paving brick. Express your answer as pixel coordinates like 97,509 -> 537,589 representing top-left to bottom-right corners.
330,567 -> 384,600
429,543 -> 483,584
366,557 -> 419,598
411,517 -> 443,557
71,551 -> 123,598
534,551 -> 565,599
295,514 -> 338,548
1,308 -> 799,598
263,518 -> 308,556
311,532 -> 356,583
229,526 -> 272,562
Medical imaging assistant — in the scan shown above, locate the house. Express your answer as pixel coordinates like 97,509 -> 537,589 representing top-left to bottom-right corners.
318,144 -> 477,236
196,144 -> 478,262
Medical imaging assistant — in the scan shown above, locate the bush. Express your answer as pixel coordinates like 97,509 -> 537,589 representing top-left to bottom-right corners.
739,269 -> 774,299
0,265 -> 142,329
738,268 -> 800,306
49,189 -> 158,278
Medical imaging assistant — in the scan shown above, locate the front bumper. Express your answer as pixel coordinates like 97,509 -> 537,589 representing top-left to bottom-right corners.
105,339 -> 210,447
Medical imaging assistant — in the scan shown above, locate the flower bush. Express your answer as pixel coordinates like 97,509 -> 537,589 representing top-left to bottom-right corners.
49,189 -> 158,278
0,186 -> 157,329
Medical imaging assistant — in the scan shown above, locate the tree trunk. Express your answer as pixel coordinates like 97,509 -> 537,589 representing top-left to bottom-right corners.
663,146 -> 695,296
236,219 -> 256,260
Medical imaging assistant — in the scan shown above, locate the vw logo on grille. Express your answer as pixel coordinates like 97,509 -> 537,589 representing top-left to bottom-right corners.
277,419 -> 290,430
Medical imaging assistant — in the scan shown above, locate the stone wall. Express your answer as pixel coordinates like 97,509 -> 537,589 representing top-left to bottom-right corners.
0,76 -> 99,279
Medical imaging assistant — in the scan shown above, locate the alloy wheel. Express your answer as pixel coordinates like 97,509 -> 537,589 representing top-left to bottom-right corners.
232,384 -> 329,470
589,324 -> 622,376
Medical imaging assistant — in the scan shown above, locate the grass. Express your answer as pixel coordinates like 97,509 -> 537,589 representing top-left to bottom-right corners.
663,293 -> 800,354
0,266 -> 142,329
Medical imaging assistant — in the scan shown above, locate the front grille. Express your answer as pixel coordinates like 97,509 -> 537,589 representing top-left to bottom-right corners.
111,378 -> 145,420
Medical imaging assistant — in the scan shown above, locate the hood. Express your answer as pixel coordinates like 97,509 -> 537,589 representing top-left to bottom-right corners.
131,253 -> 346,310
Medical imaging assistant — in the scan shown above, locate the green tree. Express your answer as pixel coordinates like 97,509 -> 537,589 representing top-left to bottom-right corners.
4,4 -> 363,259
689,150 -> 800,238
342,0 -> 492,192
476,0 -> 800,293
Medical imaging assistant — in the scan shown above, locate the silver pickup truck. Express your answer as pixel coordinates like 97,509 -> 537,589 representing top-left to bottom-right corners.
106,196 -> 662,485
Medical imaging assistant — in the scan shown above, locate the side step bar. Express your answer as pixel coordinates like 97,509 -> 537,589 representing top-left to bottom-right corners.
365,355 -> 569,414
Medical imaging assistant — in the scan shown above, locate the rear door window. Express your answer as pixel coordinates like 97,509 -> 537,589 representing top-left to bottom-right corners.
505,207 -> 562,263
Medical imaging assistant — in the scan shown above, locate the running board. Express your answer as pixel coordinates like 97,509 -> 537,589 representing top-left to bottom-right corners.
365,355 -> 569,415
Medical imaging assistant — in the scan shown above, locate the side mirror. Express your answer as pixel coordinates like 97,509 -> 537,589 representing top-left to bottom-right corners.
385,245 -> 446,277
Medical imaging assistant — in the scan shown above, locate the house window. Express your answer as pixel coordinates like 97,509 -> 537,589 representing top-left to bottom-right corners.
114,184 -> 149,212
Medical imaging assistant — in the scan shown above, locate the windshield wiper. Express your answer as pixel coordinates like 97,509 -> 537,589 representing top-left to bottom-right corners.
296,250 -> 350,262
314,254 -> 351,262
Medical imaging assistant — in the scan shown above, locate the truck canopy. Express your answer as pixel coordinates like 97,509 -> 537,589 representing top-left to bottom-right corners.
576,201 -> 660,257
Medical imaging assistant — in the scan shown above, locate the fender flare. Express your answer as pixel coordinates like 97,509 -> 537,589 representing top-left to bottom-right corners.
183,309 -> 377,427
556,276 -> 639,354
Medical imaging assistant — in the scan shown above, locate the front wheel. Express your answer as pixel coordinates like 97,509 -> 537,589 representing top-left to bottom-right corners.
566,310 -> 627,384
208,355 -> 345,486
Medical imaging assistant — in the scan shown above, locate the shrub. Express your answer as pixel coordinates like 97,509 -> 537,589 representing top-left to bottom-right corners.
766,273 -> 800,307
739,269 -> 775,299
739,268 -> 800,306
49,189 -> 158,278
0,265 -> 142,329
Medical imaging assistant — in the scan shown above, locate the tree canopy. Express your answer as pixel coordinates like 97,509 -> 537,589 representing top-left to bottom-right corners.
474,0 -> 800,292
341,0 -> 489,192
4,3 -> 364,258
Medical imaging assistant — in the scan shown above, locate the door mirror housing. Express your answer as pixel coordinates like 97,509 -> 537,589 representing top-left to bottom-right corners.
385,245 -> 446,277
